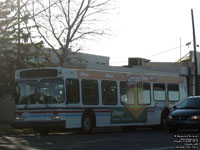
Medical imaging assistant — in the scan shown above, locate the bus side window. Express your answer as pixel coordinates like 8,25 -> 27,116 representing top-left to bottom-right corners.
153,83 -> 165,101
168,84 -> 179,101
66,79 -> 80,104
138,83 -> 151,105
81,79 -> 99,105
102,80 -> 118,105
120,81 -> 128,105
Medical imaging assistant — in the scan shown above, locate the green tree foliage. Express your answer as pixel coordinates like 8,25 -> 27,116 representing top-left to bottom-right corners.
0,0 -> 29,44
0,0 -> 17,97
0,0 -> 45,97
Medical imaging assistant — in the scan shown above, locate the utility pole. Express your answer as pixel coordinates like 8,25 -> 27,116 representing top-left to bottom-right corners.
191,9 -> 198,95
180,38 -> 182,75
17,0 -> 21,68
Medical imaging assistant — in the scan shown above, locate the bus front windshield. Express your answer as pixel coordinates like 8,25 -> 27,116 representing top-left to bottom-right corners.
39,79 -> 64,104
15,79 -> 65,104
15,80 -> 37,104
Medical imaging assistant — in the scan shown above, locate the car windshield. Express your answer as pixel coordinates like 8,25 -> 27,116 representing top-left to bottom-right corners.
177,98 -> 200,109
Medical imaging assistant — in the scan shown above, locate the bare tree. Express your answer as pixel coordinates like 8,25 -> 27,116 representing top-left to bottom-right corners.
25,0 -> 112,66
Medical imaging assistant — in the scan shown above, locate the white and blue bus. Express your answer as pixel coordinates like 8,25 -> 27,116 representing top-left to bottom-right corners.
12,67 -> 187,134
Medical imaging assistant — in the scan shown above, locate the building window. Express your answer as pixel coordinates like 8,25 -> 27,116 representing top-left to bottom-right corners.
153,83 -> 165,101
66,79 -> 80,104
102,80 -> 118,105
82,79 -> 99,105
168,84 -> 179,101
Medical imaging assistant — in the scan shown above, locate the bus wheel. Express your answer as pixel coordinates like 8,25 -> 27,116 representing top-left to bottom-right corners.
161,109 -> 170,130
81,114 -> 93,133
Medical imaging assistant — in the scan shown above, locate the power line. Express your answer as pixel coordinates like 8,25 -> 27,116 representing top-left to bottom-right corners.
111,42 -> 194,64
174,51 -> 190,64
111,45 -> 186,64
147,45 -> 185,58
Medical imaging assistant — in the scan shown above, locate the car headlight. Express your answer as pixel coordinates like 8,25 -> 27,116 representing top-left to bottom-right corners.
191,115 -> 200,120
168,115 -> 173,121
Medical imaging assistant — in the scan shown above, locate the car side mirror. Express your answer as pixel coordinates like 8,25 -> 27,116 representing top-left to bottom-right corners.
173,105 -> 177,110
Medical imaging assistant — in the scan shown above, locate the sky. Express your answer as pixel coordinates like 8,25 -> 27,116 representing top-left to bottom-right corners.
84,0 -> 200,66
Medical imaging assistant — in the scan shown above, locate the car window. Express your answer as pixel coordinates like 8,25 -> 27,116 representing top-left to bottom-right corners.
178,98 -> 200,109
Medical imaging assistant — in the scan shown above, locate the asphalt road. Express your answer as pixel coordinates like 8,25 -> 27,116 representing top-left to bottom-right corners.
0,128 -> 200,150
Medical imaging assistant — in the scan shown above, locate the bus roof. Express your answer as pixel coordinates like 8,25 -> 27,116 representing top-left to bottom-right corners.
15,65 -> 185,84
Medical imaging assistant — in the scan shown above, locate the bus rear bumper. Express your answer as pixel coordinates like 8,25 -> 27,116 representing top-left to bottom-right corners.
11,120 -> 66,129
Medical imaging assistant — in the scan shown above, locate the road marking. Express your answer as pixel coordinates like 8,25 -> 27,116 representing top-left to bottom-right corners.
144,146 -> 175,150
3,136 -> 39,150
79,138 -> 120,144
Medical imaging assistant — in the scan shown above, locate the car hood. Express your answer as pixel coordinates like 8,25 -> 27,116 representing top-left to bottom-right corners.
170,109 -> 200,116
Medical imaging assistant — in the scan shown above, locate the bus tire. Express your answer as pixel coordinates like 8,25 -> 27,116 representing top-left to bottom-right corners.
161,117 -> 168,129
161,108 -> 170,130
81,114 -> 93,133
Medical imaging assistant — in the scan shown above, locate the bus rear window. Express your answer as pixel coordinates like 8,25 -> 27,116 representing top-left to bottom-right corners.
20,69 -> 58,78
168,84 -> 179,101
81,79 -> 99,105
153,83 -> 165,101
102,80 -> 118,105
66,79 -> 80,104
120,81 -> 128,105
138,83 -> 151,104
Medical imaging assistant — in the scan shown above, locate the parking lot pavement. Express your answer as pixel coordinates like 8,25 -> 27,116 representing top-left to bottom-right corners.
0,122 -> 29,135
1,129 -> 200,150
0,122 -> 13,133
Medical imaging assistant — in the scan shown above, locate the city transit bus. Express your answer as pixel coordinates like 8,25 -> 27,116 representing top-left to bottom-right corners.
12,67 -> 187,134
